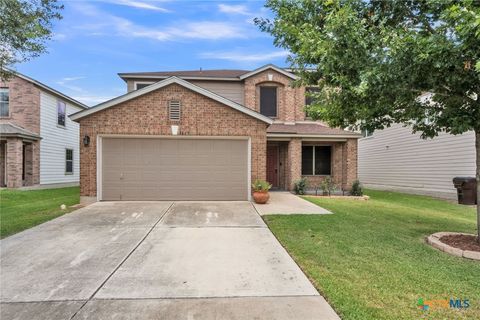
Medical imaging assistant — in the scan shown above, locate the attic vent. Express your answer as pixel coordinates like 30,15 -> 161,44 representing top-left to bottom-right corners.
168,100 -> 181,121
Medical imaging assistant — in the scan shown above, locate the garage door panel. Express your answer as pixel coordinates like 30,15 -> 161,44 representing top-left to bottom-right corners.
102,138 -> 248,200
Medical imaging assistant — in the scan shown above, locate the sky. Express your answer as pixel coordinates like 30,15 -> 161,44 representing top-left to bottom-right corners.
15,0 -> 287,106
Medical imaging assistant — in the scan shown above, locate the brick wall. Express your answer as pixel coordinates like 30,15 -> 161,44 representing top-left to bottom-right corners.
244,70 -> 306,122
78,83 -> 268,197
0,75 -> 41,134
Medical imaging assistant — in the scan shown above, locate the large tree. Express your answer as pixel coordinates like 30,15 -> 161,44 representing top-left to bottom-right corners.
0,0 -> 63,80
256,0 -> 480,241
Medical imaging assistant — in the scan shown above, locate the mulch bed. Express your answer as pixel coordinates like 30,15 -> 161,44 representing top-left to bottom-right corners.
440,234 -> 480,252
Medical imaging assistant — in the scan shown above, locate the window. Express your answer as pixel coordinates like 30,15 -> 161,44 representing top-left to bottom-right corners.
0,88 -> 9,117
260,86 -> 277,117
135,83 -> 153,90
301,146 -> 331,175
65,149 -> 73,174
168,100 -> 181,121
57,100 -> 66,126
362,129 -> 373,137
305,87 -> 320,105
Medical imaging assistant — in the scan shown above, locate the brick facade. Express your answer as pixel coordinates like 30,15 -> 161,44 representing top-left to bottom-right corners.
244,70 -> 305,122
0,75 -> 41,187
78,83 -> 268,197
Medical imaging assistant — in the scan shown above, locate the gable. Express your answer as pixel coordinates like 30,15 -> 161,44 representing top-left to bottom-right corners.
71,76 -> 272,124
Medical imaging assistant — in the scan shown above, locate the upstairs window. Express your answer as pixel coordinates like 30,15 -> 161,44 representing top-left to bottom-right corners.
301,146 -> 332,175
135,82 -> 153,90
65,149 -> 73,174
0,88 -> 9,117
168,100 -> 181,121
260,86 -> 277,117
57,100 -> 66,126
305,87 -> 320,105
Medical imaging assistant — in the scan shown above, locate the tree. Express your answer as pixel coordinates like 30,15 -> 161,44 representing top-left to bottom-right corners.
0,0 -> 63,80
256,0 -> 480,242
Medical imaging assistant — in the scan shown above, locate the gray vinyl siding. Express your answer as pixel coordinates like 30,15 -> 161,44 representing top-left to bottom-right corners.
358,123 -> 475,199
189,81 -> 244,105
127,79 -> 244,105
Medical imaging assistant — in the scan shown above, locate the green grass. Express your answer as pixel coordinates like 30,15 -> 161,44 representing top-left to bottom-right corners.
264,190 -> 479,320
0,187 -> 80,238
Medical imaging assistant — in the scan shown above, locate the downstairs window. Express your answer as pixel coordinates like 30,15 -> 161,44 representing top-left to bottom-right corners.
301,146 -> 331,175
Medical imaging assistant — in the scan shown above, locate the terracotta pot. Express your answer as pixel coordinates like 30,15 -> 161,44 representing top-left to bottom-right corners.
253,191 -> 270,204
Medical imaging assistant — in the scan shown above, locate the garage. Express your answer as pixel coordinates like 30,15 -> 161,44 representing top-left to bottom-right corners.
100,137 -> 249,201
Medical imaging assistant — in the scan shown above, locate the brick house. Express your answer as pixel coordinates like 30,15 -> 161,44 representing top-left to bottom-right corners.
0,71 -> 87,188
71,64 -> 360,202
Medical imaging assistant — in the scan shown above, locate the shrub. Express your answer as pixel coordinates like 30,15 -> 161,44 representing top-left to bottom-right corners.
252,179 -> 272,192
294,178 -> 308,195
350,180 -> 363,196
321,177 -> 336,196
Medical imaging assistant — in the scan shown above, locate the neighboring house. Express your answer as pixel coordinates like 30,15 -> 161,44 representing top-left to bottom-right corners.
0,71 -> 88,188
358,124 -> 476,199
71,64 -> 361,202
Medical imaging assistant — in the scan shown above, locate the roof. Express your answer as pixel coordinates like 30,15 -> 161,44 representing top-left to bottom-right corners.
118,64 -> 297,82
267,123 -> 361,138
70,76 -> 273,124
0,123 -> 41,140
3,69 -> 88,110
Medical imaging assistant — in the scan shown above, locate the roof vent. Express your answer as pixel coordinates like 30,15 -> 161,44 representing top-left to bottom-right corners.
168,100 -> 181,121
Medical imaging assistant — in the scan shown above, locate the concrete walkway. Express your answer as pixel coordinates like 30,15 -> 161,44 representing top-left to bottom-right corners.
254,191 -> 331,215
0,201 -> 339,320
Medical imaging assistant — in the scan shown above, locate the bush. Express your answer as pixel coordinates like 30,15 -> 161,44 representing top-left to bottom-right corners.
252,179 -> 272,192
294,178 -> 308,195
321,177 -> 336,196
350,180 -> 363,196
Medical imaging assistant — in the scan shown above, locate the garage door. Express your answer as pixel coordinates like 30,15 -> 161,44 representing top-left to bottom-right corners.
101,138 -> 248,200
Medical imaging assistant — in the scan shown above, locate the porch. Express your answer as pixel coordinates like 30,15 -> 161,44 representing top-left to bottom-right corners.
0,123 -> 41,188
266,123 -> 360,192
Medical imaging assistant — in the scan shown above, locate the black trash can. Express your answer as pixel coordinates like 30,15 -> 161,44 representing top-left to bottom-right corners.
453,177 -> 477,205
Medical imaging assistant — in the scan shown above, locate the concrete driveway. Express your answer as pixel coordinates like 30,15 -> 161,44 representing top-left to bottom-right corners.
0,201 -> 339,320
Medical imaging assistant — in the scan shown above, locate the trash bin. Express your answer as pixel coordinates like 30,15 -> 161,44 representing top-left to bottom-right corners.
453,177 -> 477,205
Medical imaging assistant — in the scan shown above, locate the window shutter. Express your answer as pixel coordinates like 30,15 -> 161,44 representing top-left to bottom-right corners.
169,100 -> 181,121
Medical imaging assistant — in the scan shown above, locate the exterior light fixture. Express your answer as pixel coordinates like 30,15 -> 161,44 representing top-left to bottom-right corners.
83,135 -> 90,146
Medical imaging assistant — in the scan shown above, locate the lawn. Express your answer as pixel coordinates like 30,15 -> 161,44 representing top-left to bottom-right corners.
0,187 -> 80,238
264,190 -> 479,320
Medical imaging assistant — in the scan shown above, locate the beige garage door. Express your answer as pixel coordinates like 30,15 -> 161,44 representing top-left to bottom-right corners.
101,138 -> 248,201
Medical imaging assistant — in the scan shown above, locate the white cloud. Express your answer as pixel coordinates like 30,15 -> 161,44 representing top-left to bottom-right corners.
218,4 -> 250,15
56,76 -> 86,93
199,50 -> 290,63
73,3 -> 248,41
98,0 -> 170,12
72,95 -> 115,106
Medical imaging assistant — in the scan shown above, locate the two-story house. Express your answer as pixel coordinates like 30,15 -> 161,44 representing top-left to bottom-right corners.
0,71 -> 87,188
70,64 -> 360,203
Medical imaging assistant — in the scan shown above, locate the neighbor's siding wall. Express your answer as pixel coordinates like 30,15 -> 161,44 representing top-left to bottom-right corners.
39,92 -> 81,184
358,123 -> 475,199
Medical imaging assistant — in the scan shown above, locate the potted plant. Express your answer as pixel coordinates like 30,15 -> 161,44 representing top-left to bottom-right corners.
251,179 -> 272,204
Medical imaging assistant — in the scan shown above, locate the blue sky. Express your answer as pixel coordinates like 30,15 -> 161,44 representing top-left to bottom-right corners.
15,0 -> 287,106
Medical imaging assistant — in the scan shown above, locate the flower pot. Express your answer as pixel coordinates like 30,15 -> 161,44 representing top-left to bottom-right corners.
252,191 -> 270,204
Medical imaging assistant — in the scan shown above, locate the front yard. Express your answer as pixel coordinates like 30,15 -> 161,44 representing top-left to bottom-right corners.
264,190 -> 479,320
0,187 -> 80,238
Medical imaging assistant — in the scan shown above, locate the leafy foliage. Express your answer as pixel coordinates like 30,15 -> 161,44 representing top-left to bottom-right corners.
294,177 -> 308,195
320,176 -> 336,196
350,179 -> 363,196
0,0 -> 63,79
252,179 -> 272,192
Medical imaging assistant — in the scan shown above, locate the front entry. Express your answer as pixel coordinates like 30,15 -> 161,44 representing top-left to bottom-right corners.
266,145 -> 279,188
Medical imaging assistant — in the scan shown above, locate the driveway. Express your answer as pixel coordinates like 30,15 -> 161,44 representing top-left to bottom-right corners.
0,201 -> 339,320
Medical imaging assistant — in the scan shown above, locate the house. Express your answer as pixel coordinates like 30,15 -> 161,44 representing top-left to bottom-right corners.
0,71 -> 88,188
70,64 -> 361,202
358,124 -> 476,199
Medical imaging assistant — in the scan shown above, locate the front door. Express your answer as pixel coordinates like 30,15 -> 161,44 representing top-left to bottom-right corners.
266,145 -> 279,188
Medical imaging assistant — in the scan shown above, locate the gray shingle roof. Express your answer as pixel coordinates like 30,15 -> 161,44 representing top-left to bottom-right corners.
0,123 -> 41,140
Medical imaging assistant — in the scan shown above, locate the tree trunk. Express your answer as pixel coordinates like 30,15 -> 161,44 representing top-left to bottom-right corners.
476,130 -> 480,243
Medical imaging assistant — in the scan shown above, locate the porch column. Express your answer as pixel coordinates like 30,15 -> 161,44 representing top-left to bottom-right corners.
24,143 -> 34,186
343,138 -> 358,190
6,138 -> 23,188
287,138 -> 302,190
0,142 -> 5,187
